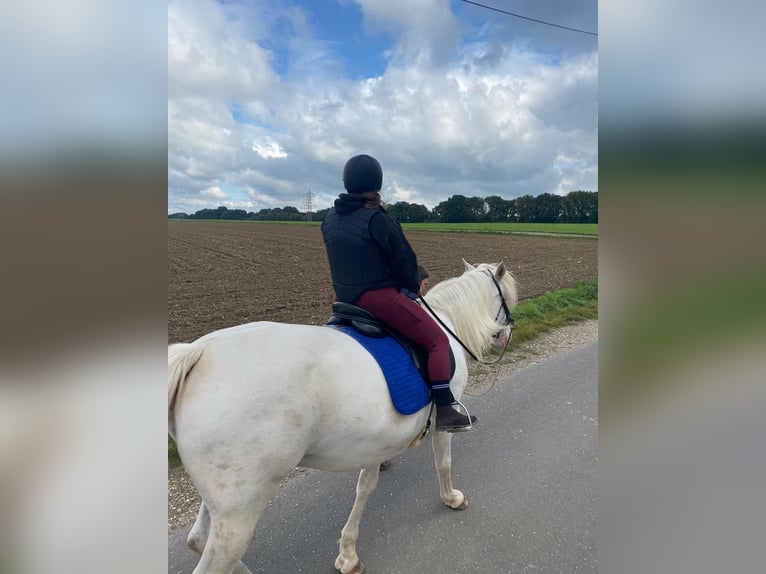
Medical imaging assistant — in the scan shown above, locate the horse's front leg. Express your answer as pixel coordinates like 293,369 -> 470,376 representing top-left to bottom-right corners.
431,430 -> 468,510
335,464 -> 380,574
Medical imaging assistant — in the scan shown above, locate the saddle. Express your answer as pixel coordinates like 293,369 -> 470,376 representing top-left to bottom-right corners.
327,302 -> 454,383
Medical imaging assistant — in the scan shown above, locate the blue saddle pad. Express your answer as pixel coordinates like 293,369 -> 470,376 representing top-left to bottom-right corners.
331,325 -> 430,415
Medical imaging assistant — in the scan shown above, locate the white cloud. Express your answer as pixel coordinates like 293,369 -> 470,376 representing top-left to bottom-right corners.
252,138 -> 287,159
168,0 -> 277,100
355,0 -> 461,66
386,182 -> 413,203
245,189 -> 283,208
168,0 -> 597,214
200,185 -> 226,199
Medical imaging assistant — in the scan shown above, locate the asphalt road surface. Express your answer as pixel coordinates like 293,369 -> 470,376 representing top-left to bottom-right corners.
169,341 -> 597,574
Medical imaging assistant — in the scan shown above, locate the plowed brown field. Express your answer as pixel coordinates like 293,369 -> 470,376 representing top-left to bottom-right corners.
168,221 -> 597,344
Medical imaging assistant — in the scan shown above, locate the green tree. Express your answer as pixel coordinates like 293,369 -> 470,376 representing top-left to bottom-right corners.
407,203 -> 431,222
467,196 -> 486,221
506,198 -> 518,222
534,193 -> 563,223
388,201 -> 431,223
221,208 -> 249,220
562,190 -> 598,223
515,195 -> 536,222
433,195 -> 486,222
433,195 -> 466,222
190,206 -> 228,219
484,195 -> 513,222
313,208 -> 330,221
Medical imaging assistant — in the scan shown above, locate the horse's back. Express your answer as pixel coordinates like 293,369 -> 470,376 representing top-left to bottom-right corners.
194,321 -> 378,392
178,321 -> 364,414
172,321 -> 430,473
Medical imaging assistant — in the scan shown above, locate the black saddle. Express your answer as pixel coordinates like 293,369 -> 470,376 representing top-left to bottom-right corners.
328,302 -> 388,338
327,302 -> 455,381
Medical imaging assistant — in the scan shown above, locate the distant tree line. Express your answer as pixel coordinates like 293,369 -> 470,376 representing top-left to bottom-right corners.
168,190 -> 597,224
168,205 -> 305,221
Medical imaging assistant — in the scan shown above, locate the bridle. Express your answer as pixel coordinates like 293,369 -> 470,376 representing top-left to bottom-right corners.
489,270 -> 514,328
419,270 -> 515,365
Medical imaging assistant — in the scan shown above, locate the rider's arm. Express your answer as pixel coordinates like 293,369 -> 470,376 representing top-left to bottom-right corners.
369,211 -> 421,293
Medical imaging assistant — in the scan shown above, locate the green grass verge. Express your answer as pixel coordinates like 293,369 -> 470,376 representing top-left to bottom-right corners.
401,222 -> 598,236
169,435 -> 181,468
170,219 -> 598,236
508,279 -> 599,349
168,279 -> 598,466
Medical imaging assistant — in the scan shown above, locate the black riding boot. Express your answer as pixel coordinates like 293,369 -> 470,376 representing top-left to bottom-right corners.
431,384 -> 477,433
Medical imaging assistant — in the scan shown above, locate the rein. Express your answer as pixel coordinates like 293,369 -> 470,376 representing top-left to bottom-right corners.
418,270 -> 515,366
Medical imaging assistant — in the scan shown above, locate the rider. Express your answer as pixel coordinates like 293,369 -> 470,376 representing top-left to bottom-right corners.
321,154 -> 476,432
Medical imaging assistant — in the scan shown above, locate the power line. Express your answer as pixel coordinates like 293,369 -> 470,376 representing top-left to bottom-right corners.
460,0 -> 598,37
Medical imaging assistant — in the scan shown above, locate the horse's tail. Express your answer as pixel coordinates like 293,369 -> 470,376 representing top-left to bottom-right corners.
168,340 -> 206,438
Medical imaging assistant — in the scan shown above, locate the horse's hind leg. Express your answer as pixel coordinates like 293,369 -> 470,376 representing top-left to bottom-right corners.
187,501 -> 254,573
187,501 -> 210,554
431,431 -> 468,510
335,464 -> 381,574
190,471 -> 287,574
191,505 -> 261,574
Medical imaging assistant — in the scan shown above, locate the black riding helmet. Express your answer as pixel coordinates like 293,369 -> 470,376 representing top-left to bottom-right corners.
343,154 -> 383,194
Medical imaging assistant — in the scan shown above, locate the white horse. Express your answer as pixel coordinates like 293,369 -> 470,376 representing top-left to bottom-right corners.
168,260 -> 517,574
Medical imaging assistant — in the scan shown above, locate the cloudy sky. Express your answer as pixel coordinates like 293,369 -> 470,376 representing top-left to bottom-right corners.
168,0 -> 598,214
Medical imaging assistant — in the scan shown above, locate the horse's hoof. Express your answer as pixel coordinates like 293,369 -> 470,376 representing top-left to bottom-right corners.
379,460 -> 392,471
335,556 -> 365,574
447,496 -> 469,510
336,560 -> 365,574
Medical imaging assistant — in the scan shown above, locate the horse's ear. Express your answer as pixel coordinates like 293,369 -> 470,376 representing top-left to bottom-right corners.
495,262 -> 507,279
462,258 -> 475,271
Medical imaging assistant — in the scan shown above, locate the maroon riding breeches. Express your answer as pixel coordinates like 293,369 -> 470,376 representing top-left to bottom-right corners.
354,288 -> 451,383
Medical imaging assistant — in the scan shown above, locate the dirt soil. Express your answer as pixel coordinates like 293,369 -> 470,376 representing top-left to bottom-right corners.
168,221 -> 597,344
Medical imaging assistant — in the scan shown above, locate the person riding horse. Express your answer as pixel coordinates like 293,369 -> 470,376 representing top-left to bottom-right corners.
321,154 -> 476,432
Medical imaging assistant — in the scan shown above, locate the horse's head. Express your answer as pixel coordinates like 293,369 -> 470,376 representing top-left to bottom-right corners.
462,259 -> 517,348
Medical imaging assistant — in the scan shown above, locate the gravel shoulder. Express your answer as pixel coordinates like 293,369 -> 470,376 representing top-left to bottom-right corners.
168,319 -> 598,533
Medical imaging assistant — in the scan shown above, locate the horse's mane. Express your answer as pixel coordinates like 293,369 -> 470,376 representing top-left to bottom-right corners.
423,263 -> 518,359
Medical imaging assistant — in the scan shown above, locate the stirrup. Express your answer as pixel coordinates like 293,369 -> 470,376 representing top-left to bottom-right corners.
434,399 -> 476,433
450,399 -> 474,432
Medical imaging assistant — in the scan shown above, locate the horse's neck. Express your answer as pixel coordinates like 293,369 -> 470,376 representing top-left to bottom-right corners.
423,305 -> 455,334
425,307 -> 468,384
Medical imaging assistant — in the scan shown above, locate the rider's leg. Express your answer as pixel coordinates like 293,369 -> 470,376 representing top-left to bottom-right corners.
354,288 -> 476,431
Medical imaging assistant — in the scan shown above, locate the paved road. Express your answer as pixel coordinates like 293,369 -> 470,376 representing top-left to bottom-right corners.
169,341 -> 597,574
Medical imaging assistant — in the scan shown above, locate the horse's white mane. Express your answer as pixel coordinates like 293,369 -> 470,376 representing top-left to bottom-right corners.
422,262 -> 518,359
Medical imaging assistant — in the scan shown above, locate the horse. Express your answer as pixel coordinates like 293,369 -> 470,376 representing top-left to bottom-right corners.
168,260 -> 517,574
